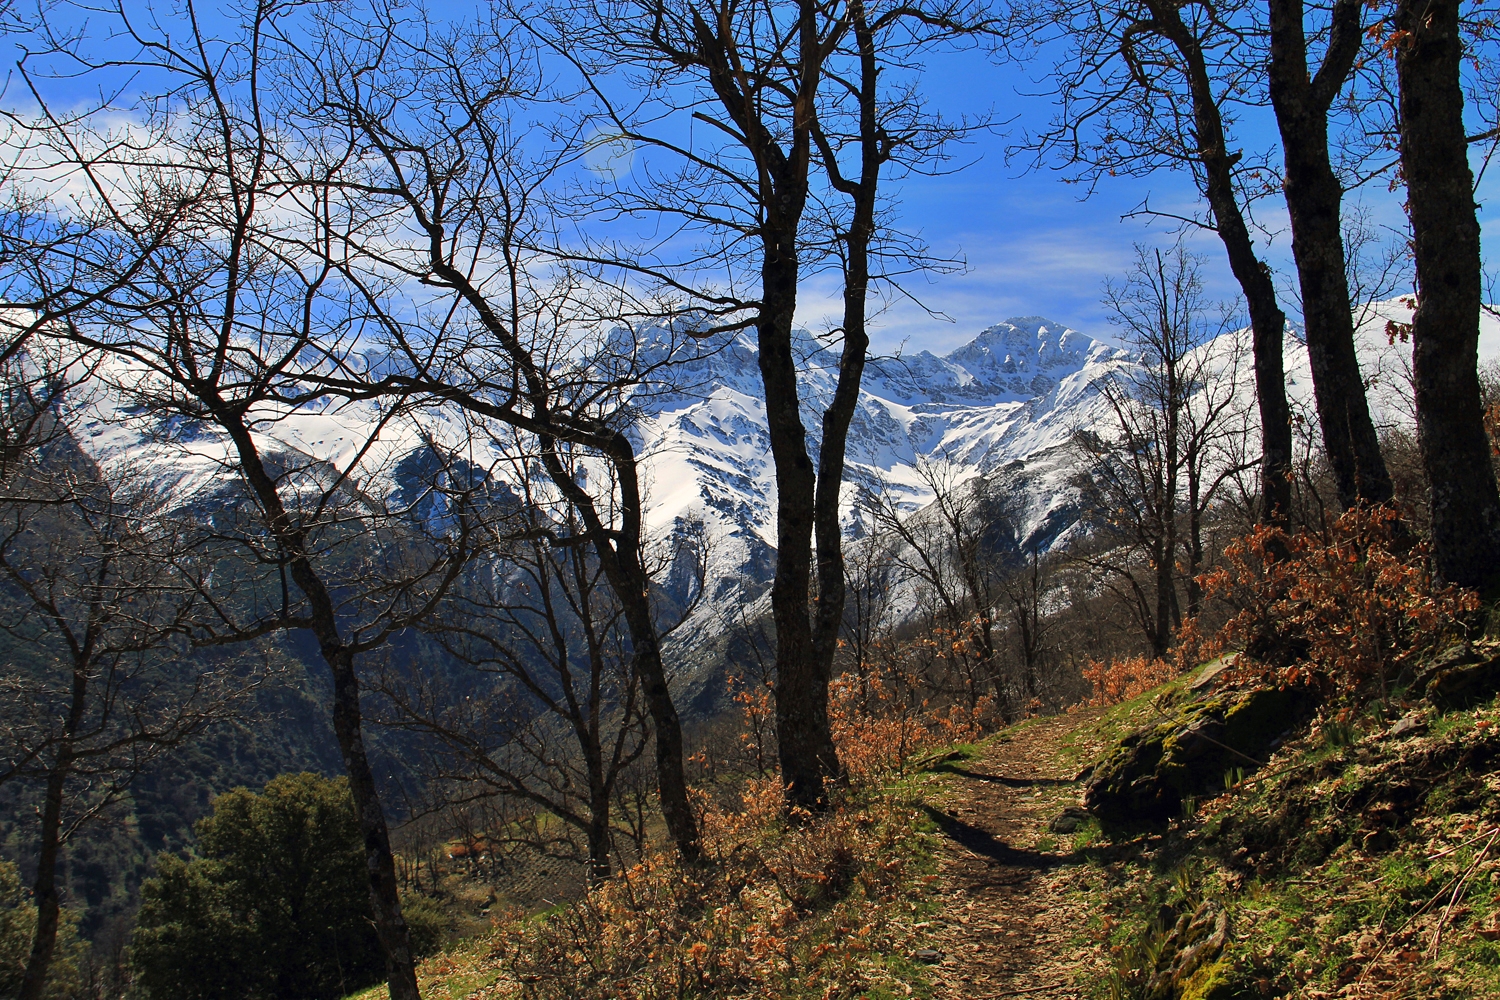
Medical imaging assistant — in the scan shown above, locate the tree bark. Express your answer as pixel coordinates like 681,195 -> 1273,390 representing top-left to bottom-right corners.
586,788 -> 612,886
219,410 -> 422,1000
761,245 -> 841,811
541,436 -> 702,860
1394,0 -> 1500,589
16,661 -> 87,1000
1268,0 -> 1393,509
1152,1 -> 1293,527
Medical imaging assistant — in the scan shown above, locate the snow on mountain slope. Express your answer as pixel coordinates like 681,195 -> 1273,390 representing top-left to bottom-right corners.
52,316 -> 1136,603
621,317 -> 1137,597
63,301 -> 1487,608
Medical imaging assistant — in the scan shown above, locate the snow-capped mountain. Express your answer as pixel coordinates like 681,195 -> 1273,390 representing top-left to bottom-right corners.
76,300 -> 1493,614
629,317 -> 1134,593
56,315 -> 1138,589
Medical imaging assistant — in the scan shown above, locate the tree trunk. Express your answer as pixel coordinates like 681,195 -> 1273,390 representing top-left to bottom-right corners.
322,646 -> 420,1000
220,413 -> 422,1000
1153,1 -> 1293,527
687,1 -> 842,813
544,438 -> 702,860
1395,0 -> 1500,590
1268,0 -> 1393,510
762,246 -> 839,812
586,788 -> 612,886
1185,456 -> 1205,619
610,568 -> 700,860
16,661 -> 87,1000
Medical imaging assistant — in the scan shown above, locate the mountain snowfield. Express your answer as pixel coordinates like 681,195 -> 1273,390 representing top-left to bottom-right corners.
53,299 -> 1500,611
629,316 -> 1136,592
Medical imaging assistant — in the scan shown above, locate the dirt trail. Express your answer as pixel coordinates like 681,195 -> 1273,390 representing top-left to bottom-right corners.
921,710 -> 1112,1000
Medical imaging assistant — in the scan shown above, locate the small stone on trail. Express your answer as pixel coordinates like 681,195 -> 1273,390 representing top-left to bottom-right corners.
1385,714 -> 1427,739
1048,806 -> 1092,834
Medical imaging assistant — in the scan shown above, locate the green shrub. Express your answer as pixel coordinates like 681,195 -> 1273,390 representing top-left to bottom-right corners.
0,860 -> 84,1000
130,773 -> 386,1000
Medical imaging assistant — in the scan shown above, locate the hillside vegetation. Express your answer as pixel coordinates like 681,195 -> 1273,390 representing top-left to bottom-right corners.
372,639 -> 1500,1000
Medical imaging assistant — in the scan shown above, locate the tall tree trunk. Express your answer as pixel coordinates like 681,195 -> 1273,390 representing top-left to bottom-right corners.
1269,0 -> 1393,509
1394,0 -> 1500,590
220,412 -> 422,1000
17,662 -> 87,1000
762,245 -> 840,811
543,437 -> 702,860
1153,2 -> 1293,527
688,3 -> 841,813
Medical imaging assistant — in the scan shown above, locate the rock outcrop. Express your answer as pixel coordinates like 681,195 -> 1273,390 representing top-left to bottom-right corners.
1416,642 -> 1500,711
1083,685 -> 1317,830
1143,899 -> 1233,1000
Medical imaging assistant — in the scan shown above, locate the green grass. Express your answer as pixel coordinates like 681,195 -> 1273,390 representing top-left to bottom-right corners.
1055,673 -> 1500,1000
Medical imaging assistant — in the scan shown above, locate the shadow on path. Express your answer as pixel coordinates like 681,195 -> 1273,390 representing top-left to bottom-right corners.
927,765 -> 1072,788
922,806 -> 1065,870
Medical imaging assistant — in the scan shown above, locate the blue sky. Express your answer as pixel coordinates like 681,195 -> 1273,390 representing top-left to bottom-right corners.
794,43 -> 1406,357
10,1 -> 1492,359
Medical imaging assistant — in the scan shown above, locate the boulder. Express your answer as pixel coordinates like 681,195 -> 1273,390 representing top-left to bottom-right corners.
1048,806 -> 1092,834
1083,686 -> 1316,830
1415,643 -> 1500,712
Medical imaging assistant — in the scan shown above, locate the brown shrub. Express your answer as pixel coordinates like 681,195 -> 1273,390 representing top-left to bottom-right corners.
1200,505 -> 1477,699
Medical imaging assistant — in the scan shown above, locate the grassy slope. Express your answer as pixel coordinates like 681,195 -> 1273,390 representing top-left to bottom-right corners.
1051,671 -> 1500,999
353,668 -> 1500,1000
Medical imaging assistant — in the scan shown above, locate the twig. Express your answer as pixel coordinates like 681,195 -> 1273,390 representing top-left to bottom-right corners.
1355,843 -> 1484,992
1429,825 -> 1499,957
1424,824 -> 1499,862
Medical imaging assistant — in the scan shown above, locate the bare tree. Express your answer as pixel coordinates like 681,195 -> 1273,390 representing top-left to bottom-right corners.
278,6 -> 708,860
838,531 -> 900,686
0,447 -> 236,1000
998,548 -> 1052,708
12,5 -> 507,994
1074,244 -> 1248,655
557,0 -> 854,808
1267,0 -> 1394,511
860,459 -> 1012,711
534,0 -> 991,810
380,451 -> 706,885
1388,0 -> 1500,589
1009,0 -> 1294,529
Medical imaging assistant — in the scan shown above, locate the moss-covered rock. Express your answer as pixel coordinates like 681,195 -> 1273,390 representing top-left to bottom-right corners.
1083,686 -> 1317,830
1176,956 -> 1238,1000
1417,643 -> 1500,711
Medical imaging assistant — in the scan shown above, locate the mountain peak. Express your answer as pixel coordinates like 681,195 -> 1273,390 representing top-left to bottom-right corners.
935,317 -> 1102,398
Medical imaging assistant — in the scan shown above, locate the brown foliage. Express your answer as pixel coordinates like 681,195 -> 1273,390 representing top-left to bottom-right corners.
1081,654 -> 1181,706
1200,506 -> 1478,698
471,673 -> 983,998
1080,507 -> 1480,706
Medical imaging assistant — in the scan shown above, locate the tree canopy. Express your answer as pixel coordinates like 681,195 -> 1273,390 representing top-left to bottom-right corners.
130,773 -> 390,1000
